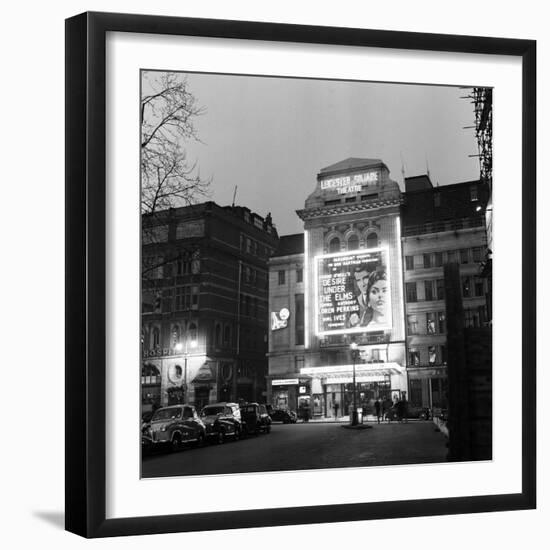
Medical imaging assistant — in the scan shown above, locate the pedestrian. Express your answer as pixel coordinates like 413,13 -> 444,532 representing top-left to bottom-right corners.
374,398 -> 381,424
333,402 -> 339,420
396,398 -> 404,422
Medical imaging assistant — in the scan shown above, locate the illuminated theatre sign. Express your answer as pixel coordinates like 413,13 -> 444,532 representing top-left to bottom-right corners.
315,248 -> 392,336
320,171 -> 379,195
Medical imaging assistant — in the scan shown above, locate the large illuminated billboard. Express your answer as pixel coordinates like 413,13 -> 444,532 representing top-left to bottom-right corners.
315,248 -> 392,336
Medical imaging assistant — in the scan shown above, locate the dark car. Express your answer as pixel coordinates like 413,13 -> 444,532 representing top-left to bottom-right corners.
200,402 -> 242,443
148,404 -> 206,451
386,403 -> 431,421
269,408 -> 297,424
240,402 -> 272,435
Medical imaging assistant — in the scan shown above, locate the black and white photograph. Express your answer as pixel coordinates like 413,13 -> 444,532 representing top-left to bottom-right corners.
139,70 -> 493,478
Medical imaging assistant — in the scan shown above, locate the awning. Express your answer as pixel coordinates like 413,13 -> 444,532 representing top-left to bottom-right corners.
300,362 -> 405,379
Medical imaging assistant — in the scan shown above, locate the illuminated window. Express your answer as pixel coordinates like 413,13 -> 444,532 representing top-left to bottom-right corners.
428,346 -> 437,365
470,185 -> 478,201
407,315 -> 418,335
437,312 -> 446,333
426,312 -> 436,334
152,326 -> 160,348
409,350 -> 420,366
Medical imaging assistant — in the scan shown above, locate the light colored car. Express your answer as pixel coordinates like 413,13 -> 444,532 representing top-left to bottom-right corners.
148,404 -> 206,451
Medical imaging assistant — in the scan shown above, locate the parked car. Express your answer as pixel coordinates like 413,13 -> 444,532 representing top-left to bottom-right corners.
148,404 -> 206,451
240,402 -> 272,435
200,402 -> 242,443
269,408 -> 297,424
386,403 -> 431,421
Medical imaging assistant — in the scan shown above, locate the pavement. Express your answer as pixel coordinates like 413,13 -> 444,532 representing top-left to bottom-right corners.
142,419 -> 449,478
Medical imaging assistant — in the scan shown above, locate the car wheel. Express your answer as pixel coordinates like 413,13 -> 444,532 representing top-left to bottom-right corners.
234,426 -> 241,441
171,434 -> 182,452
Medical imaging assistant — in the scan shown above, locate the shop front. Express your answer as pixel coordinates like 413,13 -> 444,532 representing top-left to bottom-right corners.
269,377 -> 312,416
407,366 -> 448,412
300,363 -> 406,419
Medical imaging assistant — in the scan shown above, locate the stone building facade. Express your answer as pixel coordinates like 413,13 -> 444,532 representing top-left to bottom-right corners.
141,202 -> 279,413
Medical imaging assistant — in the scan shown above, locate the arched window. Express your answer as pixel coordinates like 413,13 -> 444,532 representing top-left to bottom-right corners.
224,325 -> 231,346
366,233 -> 378,249
328,237 -> 340,253
215,323 -> 221,346
171,324 -> 180,347
152,326 -> 160,348
347,234 -> 359,250
142,363 -> 160,377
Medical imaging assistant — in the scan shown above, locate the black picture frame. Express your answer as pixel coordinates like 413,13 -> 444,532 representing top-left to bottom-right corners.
65,11 -> 536,538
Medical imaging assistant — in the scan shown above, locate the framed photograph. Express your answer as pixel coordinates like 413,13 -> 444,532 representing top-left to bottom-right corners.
65,11 -> 536,538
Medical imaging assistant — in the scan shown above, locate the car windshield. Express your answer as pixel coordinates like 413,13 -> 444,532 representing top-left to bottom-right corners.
202,406 -> 224,416
152,408 -> 182,421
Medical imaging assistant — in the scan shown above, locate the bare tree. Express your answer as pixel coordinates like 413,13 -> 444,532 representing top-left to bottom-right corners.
141,71 -> 211,215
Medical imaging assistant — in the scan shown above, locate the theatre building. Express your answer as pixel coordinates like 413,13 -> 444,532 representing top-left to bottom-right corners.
268,158 -> 407,419
401,175 -> 489,412
141,202 -> 278,413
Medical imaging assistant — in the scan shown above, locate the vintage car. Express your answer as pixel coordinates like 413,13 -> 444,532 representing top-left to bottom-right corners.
269,408 -> 297,424
200,402 -> 242,443
148,404 -> 206,451
385,403 -> 431,421
240,402 -> 272,435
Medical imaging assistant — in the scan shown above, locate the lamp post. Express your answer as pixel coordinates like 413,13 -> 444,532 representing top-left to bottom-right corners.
174,342 -> 187,403
350,341 -> 359,426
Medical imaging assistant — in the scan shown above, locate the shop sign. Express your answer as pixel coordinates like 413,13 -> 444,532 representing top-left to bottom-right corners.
271,307 -> 290,331
320,171 -> 378,195
271,378 -> 299,386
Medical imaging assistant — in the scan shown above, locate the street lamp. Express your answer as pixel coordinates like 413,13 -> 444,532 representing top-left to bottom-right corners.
174,342 -> 187,403
350,341 -> 359,426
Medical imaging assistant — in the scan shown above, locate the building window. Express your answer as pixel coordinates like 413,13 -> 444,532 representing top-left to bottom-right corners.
436,279 -> 445,300
188,322 -> 198,345
328,237 -> 340,253
434,193 -> 441,207
405,256 -> 414,270
409,350 -> 420,367
223,325 -> 231,346
423,253 -> 432,268
191,250 -> 200,274
462,276 -> 471,298
428,346 -> 437,365
473,246 -> 483,263
447,250 -> 458,263
474,277 -> 485,297
464,308 -> 481,328
407,315 -> 418,335
296,268 -> 303,283
441,345 -> 448,365
470,185 -> 478,202
175,286 -> 199,310
347,234 -> 359,250
438,311 -> 446,333
426,312 -> 436,334
278,270 -> 286,285
215,324 -> 221,346
460,249 -> 469,264
345,196 -> 357,203
366,233 -> 378,249
152,326 -> 160,348
406,282 -> 418,303
424,280 -> 434,301
295,294 -> 305,346
434,252 -> 443,267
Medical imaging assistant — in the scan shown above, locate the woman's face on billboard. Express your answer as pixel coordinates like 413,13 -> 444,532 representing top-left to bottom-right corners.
368,278 -> 388,315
